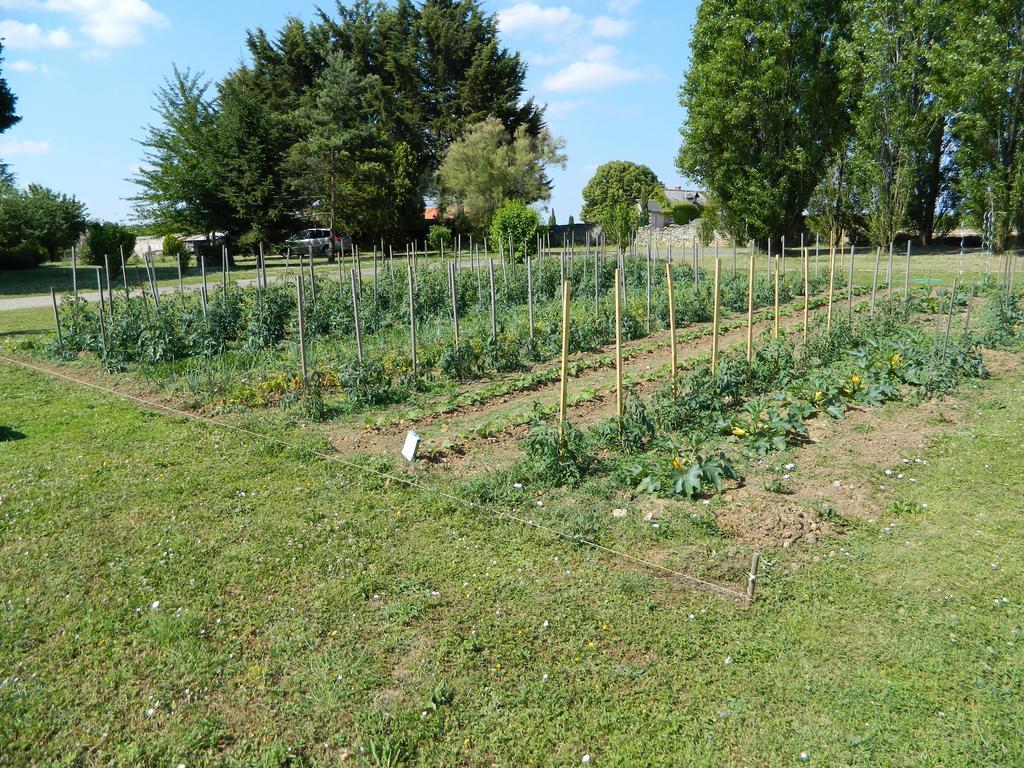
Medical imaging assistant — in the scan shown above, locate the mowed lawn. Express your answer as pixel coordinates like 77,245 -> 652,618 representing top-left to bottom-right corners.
0,359 -> 1022,767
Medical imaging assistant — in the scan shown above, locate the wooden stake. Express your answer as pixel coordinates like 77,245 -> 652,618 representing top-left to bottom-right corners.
845,245 -> 854,316
407,264 -> 417,378
71,246 -> 78,296
351,268 -> 363,362
449,262 -> 459,347
296,277 -> 308,388
826,239 -> 837,334
870,247 -> 881,316
773,257 -> 781,338
614,267 -> 624,423
49,287 -> 65,354
95,269 -> 108,357
904,241 -> 912,303
558,281 -> 571,441
667,263 -> 678,397
488,259 -> 497,342
103,254 -> 114,321
941,276 -> 958,363
526,251 -> 535,340
887,241 -> 894,288
802,247 -> 810,341
119,246 -> 129,299
746,253 -> 755,363
712,257 -> 722,373
746,552 -> 761,605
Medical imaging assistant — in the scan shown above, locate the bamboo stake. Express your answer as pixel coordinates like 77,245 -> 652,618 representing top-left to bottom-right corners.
407,264 -> 417,378
773,257 -> 780,338
558,281 -> 571,442
826,238 -> 837,334
296,277 -> 308,389
887,241 -> 894,288
351,269 -> 363,362
71,246 -> 78,296
712,257 -> 722,373
526,251 -> 535,340
667,263 -> 678,397
645,239 -> 652,333
846,245 -> 855,317
904,241 -> 912,303
449,262 -> 460,346
870,247 -> 880,316
488,258 -> 497,342
103,254 -> 114,321
941,276 -> 959,364
746,253 -> 755,364
802,247 -> 810,341
50,288 -> 64,354
614,267 -> 624,423
119,246 -> 129,299
95,268 -> 108,357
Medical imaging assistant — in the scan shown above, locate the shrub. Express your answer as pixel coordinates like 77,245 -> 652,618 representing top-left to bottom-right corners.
490,199 -> 541,260
79,222 -> 137,267
163,235 -> 190,271
427,225 -> 452,254
670,201 -> 701,226
0,244 -> 45,270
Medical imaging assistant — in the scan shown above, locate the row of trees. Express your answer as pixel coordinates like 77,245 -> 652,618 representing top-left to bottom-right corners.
678,0 -> 1024,252
132,0 -> 554,249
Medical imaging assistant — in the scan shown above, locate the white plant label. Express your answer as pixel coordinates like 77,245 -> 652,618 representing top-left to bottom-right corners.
401,431 -> 421,463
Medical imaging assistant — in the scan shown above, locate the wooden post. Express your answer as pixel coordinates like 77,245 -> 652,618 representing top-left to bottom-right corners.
614,267 -> 624,423
526,250 -> 535,340
296,277 -> 308,388
50,288 -> 65,354
712,257 -> 722,373
176,253 -> 184,297
407,264 -> 417,378
773,257 -> 781,338
558,281 -> 571,442
667,263 -> 678,397
646,239 -> 652,333
71,245 -> 78,296
904,241 -> 912,302
746,253 -> 755,364
887,241 -> 894,288
870,247 -> 881,316
746,552 -> 761,605
846,245 -> 855,316
449,262 -> 460,347
941,276 -> 959,364
488,258 -> 497,342
103,254 -> 114,321
826,238 -> 837,334
350,269 -> 363,362
95,268 -> 108,356
802,247 -> 810,341
119,245 -> 129,299
815,234 -> 820,278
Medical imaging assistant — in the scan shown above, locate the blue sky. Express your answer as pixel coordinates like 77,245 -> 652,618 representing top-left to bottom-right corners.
0,0 -> 697,225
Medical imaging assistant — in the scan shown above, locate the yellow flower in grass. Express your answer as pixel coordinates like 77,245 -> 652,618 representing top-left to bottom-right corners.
672,456 -> 684,470
850,374 -> 863,389
732,427 -> 747,438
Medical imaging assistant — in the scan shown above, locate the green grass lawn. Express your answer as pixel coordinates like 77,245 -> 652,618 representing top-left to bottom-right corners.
1,351 -> 1022,766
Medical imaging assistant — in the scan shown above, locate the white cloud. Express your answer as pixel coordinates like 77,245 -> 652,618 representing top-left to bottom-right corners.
0,138 -> 53,155
0,0 -> 168,49
498,3 -> 581,36
542,45 -> 646,92
0,19 -> 71,48
546,99 -> 587,118
591,15 -> 631,38
9,57 -> 47,71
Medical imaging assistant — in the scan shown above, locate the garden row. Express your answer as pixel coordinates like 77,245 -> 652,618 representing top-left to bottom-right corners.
519,289 -> 1021,503
47,254 -> 843,412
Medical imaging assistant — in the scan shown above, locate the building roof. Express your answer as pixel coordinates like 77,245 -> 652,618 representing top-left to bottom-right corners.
660,187 -> 708,208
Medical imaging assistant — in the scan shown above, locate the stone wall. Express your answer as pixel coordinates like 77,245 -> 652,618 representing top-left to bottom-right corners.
635,223 -> 730,251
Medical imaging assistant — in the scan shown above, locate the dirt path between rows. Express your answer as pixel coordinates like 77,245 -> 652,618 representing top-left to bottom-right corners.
324,293 -> 878,461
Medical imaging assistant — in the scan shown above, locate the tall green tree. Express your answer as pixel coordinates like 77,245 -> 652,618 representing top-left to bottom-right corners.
581,161 -> 660,223
939,1 -> 1024,251
844,0 -> 951,247
677,0 -> 852,242
416,0 -> 545,171
131,68 -> 233,238
285,53 -> 386,239
438,117 -> 565,235
1,41 -> 21,182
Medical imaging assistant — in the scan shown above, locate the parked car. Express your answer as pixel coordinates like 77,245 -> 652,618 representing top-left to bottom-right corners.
285,228 -> 353,260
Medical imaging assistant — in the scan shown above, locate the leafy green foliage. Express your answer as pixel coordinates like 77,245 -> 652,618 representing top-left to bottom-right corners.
524,410 -> 592,486
78,221 -> 137,267
427,225 -> 452,254
0,184 -> 87,266
439,117 -> 565,235
489,199 -> 540,259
